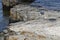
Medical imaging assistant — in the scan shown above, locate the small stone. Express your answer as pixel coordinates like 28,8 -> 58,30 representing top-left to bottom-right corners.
3,29 -> 8,34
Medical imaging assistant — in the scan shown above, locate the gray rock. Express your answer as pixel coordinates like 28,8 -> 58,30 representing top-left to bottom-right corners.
10,4 -> 60,22
8,19 -> 60,40
0,37 -> 4,40
10,4 -> 41,22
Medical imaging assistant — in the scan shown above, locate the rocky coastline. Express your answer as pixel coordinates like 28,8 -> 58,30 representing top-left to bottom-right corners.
1,0 -> 60,40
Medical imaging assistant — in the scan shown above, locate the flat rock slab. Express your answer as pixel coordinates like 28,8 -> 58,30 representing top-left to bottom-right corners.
8,18 -> 60,40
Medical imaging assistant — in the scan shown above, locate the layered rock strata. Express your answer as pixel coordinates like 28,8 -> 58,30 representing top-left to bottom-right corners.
10,4 -> 60,22
7,18 -> 60,40
10,4 -> 41,21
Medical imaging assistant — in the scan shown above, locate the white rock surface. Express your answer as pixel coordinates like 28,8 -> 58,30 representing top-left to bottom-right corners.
8,18 -> 60,40
10,5 -> 41,21
7,4 -> 60,40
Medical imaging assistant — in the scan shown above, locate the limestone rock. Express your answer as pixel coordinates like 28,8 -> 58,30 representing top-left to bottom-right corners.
2,0 -> 35,6
10,4 -> 60,22
10,4 -> 41,22
8,19 -> 60,40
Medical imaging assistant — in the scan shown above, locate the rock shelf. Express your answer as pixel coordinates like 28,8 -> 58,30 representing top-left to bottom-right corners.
2,1 -> 60,40
7,18 -> 60,40
10,4 -> 60,22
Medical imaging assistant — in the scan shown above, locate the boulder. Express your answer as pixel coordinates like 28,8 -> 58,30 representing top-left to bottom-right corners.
10,4 -> 41,22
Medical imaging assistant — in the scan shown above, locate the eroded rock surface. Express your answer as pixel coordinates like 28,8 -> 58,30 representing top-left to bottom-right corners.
10,4 -> 60,22
2,0 -> 17,6
10,4 -> 41,21
7,18 -> 60,40
2,2 -> 60,40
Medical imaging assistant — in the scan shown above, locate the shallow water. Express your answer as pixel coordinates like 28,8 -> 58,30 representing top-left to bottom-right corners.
31,0 -> 60,10
0,0 -> 9,32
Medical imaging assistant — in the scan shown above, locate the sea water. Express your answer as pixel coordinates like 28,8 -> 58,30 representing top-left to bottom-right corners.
31,0 -> 60,10
0,0 -> 9,32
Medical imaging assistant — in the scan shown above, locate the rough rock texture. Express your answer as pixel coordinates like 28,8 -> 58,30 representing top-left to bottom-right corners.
2,0 -> 17,6
10,4 -> 60,22
2,0 -> 35,6
10,4 -> 41,21
3,3 -> 60,40
8,18 -> 60,40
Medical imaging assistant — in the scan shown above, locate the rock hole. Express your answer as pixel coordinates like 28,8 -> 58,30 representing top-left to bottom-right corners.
40,11 -> 44,15
48,18 -> 56,21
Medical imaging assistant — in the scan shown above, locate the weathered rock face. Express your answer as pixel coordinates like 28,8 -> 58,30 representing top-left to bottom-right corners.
10,4 -> 60,22
7,18 -> 60,40
2,2 -> 60,40
2,0 -> 17,6
10,4 -> 41,22
2,0 -> 35,6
